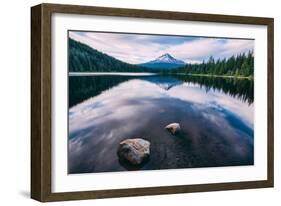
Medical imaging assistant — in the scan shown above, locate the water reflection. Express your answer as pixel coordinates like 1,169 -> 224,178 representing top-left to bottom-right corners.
68,75 -> 254,174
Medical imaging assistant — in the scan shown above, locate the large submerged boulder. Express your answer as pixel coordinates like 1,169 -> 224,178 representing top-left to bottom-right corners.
165,123 -> 181,135
117,138 -> 150,165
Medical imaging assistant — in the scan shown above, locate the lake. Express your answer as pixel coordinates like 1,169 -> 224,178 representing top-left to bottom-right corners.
68,74 -> 254,174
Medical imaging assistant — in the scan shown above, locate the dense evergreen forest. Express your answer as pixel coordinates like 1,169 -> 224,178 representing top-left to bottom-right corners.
69,38 -> 148,72
69,38 -> 254,77
170,51 -> 254,77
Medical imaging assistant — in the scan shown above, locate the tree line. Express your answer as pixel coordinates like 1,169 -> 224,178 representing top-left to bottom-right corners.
169,51 -> 254,77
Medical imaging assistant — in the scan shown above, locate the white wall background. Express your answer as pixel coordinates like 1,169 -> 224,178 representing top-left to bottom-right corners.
0,0 -> 279,205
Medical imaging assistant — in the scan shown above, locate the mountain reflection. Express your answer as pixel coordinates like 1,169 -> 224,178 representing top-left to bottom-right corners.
69,75 -> 253,107
68,75 -> 254,174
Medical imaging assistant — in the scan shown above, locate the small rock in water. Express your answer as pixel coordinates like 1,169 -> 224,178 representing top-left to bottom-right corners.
165,123 -> 181,135
117,138 -> 150,165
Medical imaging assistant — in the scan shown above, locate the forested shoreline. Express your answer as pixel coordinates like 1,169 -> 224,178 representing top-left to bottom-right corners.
168,51 -> 254,78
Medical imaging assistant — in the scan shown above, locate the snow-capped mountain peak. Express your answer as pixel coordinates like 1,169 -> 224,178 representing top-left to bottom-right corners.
139,53 -> 186,69
151,53 -> 185,64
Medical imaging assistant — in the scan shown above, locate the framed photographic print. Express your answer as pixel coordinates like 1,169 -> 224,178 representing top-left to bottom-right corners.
31,3 -> 274,202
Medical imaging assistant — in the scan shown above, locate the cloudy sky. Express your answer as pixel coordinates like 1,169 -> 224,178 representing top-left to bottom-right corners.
69,31 -> 254,64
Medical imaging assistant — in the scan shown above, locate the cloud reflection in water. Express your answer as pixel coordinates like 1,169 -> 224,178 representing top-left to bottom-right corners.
68,76 -> 253,174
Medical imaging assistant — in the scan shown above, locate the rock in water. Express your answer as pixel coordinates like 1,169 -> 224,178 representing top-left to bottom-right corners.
165,123 -> 181,135
117,138 -> 150,165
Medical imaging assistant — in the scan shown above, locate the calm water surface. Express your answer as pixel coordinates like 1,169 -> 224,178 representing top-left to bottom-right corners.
68,74 -> 254,174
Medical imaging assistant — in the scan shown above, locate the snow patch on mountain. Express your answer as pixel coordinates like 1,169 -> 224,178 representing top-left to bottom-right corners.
148,53 -> 185,64
139,53 -> 186,69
